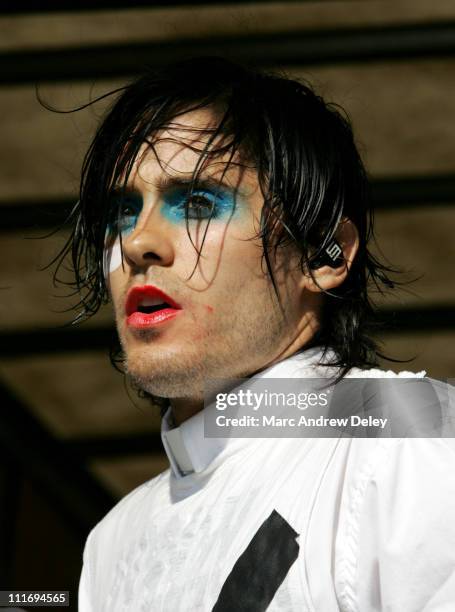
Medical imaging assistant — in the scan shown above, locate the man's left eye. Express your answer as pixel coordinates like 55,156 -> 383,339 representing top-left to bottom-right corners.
186,194 -> 215,219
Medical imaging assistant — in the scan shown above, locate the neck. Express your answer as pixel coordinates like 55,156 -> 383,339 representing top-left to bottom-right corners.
168,309 -> 321,426
169,314 -> 322,427
170,397 -> 204,427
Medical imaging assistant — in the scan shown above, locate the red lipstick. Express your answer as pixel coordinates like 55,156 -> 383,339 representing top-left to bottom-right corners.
125,285 -> 182,329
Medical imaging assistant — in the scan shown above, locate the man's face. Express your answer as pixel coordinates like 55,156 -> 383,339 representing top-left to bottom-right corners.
106,108 -> 319,399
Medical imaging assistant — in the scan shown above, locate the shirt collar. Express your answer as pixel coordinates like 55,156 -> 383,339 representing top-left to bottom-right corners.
161,346 -> 329,479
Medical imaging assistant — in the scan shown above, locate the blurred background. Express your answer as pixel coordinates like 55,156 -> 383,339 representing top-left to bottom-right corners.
1,1 -> 455,609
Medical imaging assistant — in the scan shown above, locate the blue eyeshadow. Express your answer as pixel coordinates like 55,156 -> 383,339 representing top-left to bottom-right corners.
161,187 -> 238,224
107,192 -> 143,237
107,184 -> 240,236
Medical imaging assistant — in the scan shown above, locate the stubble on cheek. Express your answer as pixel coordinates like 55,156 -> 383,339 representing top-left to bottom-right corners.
114,290 -> 283,399
107,249 -> 291,399
111,299 -> 213,398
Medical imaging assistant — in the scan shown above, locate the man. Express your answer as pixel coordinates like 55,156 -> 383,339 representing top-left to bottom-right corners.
70,58 -> 455,610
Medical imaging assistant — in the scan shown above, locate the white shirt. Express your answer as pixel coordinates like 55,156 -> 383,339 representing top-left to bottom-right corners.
78,348 -> 455,611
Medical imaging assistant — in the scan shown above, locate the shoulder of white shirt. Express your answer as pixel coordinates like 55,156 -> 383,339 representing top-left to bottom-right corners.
86,352 -> 436,546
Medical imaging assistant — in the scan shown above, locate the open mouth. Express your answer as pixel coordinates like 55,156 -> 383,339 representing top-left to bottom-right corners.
136,300 -> 172,314
125,285 -> 182,328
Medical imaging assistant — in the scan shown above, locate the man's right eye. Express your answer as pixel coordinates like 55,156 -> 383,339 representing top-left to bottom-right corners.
120,203 -> 135,216
119,203 -> 138,223
107,195 -> 143,236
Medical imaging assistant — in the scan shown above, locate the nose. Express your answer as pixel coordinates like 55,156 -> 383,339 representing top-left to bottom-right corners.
121,205 -> 175,270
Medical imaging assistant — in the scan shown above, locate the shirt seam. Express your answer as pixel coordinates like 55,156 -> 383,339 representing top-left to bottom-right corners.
336,439 -> 400,612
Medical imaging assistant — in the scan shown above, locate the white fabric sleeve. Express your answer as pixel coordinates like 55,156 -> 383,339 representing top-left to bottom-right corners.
339,438 -> 455,612
78,531 -> 95,612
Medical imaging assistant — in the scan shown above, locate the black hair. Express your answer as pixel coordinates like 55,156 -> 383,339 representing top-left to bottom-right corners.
55,56 -> 397,380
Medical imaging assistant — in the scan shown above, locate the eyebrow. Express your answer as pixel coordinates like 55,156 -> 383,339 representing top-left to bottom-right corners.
111,173 -> 242,198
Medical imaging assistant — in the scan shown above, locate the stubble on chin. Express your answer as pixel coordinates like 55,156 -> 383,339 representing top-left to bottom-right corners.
115,273 -> 291,401
120,330 -> 207,399
120,312 -> 286,402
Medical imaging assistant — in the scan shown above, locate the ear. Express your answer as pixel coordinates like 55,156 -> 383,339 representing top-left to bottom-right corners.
302,218 -> 359,293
